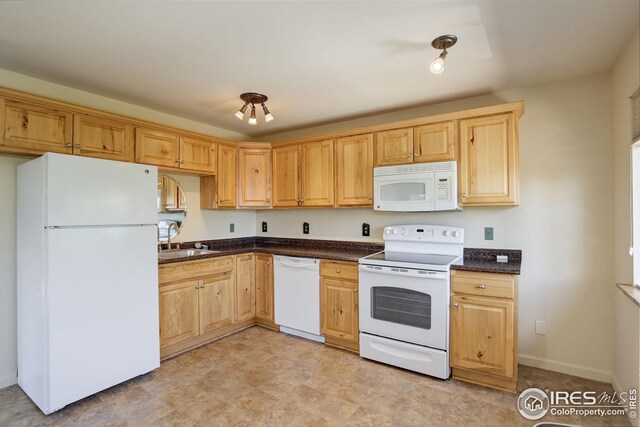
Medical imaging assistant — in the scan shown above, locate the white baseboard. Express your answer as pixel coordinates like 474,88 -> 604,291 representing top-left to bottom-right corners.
0,373 -> 17,389
519,354 -> 611,383
611,374 -> 640,427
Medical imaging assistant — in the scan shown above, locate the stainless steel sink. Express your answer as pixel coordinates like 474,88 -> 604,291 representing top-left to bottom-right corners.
158,249 -> 219,259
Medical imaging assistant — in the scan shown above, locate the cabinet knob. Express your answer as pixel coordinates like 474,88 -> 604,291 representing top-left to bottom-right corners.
462,193 -> 467,198
413,152 -> 418,157
336,269 -> 341,273
352,289 -> 358,293
195,285 -> 199,289
453,302 -> 459,307
477,350 -> 484,358
180,160 -> 185,164
22,115 -> 29,128
407,153 -> 412,158
368,195 -> 372,200
267,199 -> 270,203
66,143 -> 72,148
75,144 -> 81,149
267,261 -> 271,265
175,159 -> 180,164
477,284 -> 486,289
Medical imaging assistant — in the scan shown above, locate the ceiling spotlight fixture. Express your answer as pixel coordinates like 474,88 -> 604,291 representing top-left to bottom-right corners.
430,35 -> 457,75
234,92 -> 274,124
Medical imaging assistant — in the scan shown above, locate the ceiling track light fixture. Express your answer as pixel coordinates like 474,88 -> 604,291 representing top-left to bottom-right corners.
430,35 -> 457,75
234,92 -> 274,125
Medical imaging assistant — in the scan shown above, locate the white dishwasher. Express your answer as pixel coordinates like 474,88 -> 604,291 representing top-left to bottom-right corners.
274,255 -> 324,343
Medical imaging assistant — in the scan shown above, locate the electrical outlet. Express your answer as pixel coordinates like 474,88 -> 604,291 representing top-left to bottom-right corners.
362,223 -> 370,237
303,222 -> 310,234
262,221 -> 268,232
535,320 -> 546,336
484,227 -> 494,240
229,223 -> 235,233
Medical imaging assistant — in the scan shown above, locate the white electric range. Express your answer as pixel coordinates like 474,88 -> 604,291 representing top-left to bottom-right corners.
358,224 -> 464,379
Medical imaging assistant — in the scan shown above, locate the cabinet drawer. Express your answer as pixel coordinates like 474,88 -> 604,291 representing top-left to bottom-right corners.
452,271 -> 515,299
159,256 -> 234,284
320,261 -> 358,281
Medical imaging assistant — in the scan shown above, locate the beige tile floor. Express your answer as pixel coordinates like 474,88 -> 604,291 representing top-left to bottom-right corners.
0,326 -> 631,426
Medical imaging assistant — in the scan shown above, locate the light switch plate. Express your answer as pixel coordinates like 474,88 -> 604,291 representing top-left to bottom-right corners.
497,255 -> 508,263
229,223 -> 235,233
535,320 -> 546,336
484,227 -> 494,240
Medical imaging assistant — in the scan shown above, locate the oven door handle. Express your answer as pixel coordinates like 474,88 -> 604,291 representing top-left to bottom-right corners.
359,265 -> 447,280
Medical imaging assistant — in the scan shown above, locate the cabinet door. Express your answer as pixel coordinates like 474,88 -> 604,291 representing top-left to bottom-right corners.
73,113 -> 134,162
272,145 -> 300,207
238,147 -> 272,207
336,133 -> 373,207
320,277 -> 359,343
159,176 -> 178,210
159,280 -> 200,348
1,99 -> 73,155
135,127 -> 180,168
255,254 -> 274,321
199,274 -> 235,334
459,113 -> 519,206
413,121 -> 455,162
217,144 -> 237,208
375,128 -> 413,166
235,254 -> 256,322
179,137 -> 216,173
301,139 -> 334,207
450,295 -> 514,378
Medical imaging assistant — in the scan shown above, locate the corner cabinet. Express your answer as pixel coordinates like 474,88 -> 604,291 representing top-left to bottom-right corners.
336,133 -> 374,207
450,270 -> 518,392
459,113 -> 519,206
238,145 -> 272,208
320,261 -> 359,352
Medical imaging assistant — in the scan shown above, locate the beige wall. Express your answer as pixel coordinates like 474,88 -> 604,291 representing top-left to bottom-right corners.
611,26 -> 640,422
0,71 -> 255,387
258,73 -> 616,381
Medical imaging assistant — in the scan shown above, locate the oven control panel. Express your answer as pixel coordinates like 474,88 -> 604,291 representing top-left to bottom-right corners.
383,225 -> 463,244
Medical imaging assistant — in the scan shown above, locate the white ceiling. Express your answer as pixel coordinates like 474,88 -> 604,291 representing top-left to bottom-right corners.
0,1 -> 637,138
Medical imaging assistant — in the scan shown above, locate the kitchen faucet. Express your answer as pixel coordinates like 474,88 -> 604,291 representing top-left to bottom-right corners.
167,222 -> 179,250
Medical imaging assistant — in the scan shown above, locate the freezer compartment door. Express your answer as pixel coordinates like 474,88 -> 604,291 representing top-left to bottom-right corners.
46,226 -> 159,412
45,153 -> 157,227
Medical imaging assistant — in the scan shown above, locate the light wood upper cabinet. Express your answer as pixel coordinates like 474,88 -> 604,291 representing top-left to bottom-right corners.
413,121 -> 455,162
235,254 -> 256,322
272,145 -> 300,207
135,127 -> 180,168
459,113 -> 519,206
255,254 -> 274,322
179,136 -> 216,173
238,146 -> 272,207
200,274 -> 234,333
159,279 -> 200,348
1,98 -> 73,155
320,261 -> 359,352
72,113 -> 134,162
217,144 -> 237,208
336,133 -> 373,207
450,270 -> 518,392
375,128 -> 413,166
301,139 -> 334,207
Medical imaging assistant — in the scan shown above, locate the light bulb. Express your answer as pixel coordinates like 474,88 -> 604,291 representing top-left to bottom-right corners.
248,105 -> 257,125
430,57 -> 445,74
235,103 -> 248,120
261,103 -> 274,122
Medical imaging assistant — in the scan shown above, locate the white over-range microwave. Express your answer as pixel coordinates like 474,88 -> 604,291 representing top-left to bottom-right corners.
373,161 -> 460,212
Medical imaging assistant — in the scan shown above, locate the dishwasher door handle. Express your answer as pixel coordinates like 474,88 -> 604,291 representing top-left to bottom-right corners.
276,261 -> 318,269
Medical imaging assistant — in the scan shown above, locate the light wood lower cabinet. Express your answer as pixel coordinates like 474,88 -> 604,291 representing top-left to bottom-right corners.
255,254 -> 276,329
320,261 -> 359,352
450,270 -> 518,392
235,254 -> 256,322
159,256 -> 256,359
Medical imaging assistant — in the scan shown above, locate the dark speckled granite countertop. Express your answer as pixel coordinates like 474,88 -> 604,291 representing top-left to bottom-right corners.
159,237 -> 521,275
452,248 -> 522,275
158,237 -> 383,265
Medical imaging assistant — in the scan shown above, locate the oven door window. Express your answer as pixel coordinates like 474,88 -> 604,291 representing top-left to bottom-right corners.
371,286 -> 431,330
379,182 -> 427,202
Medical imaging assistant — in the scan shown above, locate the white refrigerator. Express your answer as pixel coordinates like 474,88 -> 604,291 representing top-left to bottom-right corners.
17,153 -> 160,415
